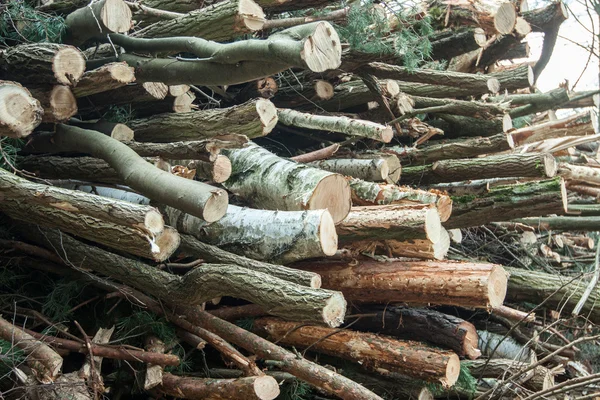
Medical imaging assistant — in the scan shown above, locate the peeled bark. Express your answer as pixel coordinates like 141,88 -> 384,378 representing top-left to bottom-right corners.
344,230 -> 451,260
69,119 -> 134,142
223,143 -> 351,223
0,81 -> 43,138
253,317 -> 461,387
293,258 -> 508,308
309,158 -> 390,182
72,62 -> 135,98
158,374 -> 280,400
29,85 -> 77,123
510,112 -> 594,146
166,205 -> 338,264
559,163 -> 600,186
0,43 -> 85,86
128,99 -> 277,142
64,0 -> 132,45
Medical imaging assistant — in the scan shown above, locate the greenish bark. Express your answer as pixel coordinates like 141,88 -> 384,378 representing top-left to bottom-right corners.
409,95 -> 509,118
308,159 -> 389,182
126,137 -> 249,159
514,216 -> 600,231
64,0 -> 132,45
18,155 -> 121,184
430,27 -> 484,60
505,88 -> 570,118
429,114 -> 510,138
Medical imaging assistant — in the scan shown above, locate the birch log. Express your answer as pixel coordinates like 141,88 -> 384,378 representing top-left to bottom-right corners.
0,81 -> 43,138
309,158 -> 390,182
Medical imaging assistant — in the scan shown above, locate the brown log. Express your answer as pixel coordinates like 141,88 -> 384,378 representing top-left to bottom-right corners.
566,182 -> 600,198
0,81 -> 43,138
158,373 -> 279,400
189,155 -> 232,183
64,0 -> 132,45
510,112 -> 594,146
18,155 -> 121,184
291,143 -> 340,163
72,62 -> 135,98
29,85 -> 77,123
236,77 -> 278,103
69,119 -> 134,142
293,258 -> 508,308
492,305 -> 535,322
253,317 -> 460,387
559,163 -> 600,186
78,82 -> 169,110
144,336 -> 165,390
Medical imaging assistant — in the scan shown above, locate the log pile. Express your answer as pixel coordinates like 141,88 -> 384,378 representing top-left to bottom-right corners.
0,0 -> 599,399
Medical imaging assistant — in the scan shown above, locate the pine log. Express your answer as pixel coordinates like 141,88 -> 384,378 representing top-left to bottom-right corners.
64,0 -> 132,45
510,112 -> 594,146
190,155 -> 231,183
445,178 -> 568,229
0,81 -> 43,138
18,155 -> 121,184
253,317 -> 461,387
0,43 -> 85,86
128,99 -> 276,142
308,158 -> 390,182
277,108 -> 393,143
430,27 -> 487,60
559,163 -> 600,186
514,216 -> 600,231
349,307 -> 481,359
126,136 -> 249,159
429,114 -> 513,138
29,85 -> 77,123
222,143 -> 351,223
400,153 -> 557,185
158,374 -> 279,400
72,62 -> 135,98
165,205 -> 337,264
316,79 -> 400,111
344,229 -> 451,260
78,82 -> 169,110
336,369 -> 434,400
293,258 -> 508,308
69,119 -> 134,142
567,183 -> 600,198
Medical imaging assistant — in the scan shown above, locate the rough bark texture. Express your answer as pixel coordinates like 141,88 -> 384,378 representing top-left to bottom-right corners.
293,258 -> 508,308
126,136 -> 249,159
559,163 -> 600,186
316,79 -> 400,111
78,82 -> 169,110
158,374 -> 280,400
309,158 -> 390,182
222,143 -> 351,223
72,62 -> 135,98
69,119 -> 134,142
253,317 -> 461,387
29,85 -> 77,123
515,216 -> 600,231
430,27 -> 486,60
510,112 -> 594,146
64,0 -> 132,45
0,81 -> 43,138
18,155 -> 121,184
429,114 -> 512,138
343,232 -> 450,260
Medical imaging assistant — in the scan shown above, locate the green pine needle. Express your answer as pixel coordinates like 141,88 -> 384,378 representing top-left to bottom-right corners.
0,0 -> 66,45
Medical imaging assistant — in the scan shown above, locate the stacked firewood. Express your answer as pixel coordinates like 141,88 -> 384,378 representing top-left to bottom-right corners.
0,0 -> 599,399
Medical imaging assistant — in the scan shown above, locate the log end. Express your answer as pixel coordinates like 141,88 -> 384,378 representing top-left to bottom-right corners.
384,80 -> 400,98
448,228 -> 463,244
442,353 -> 460,388
502,114 -> 513,132
487,78 -> 501,94
543,153 -> 558,177
239,0 -> 266,31
322,291 -> 347,328
145,208 -> 166,236
380,126 -> 394,143
212,155 -> 233,183
202,188 -> 230,223
302,22 -> 342,72
514,17 -> 532,36
314,80 -> 334,100
152,226 -> 181,262
318,210 -> 338,257
310,174 -> 352,224
494,2 -> 517,35
473,28 -> 487,47
425,207 -> 442,244
102,0 -> 133,34
487,265 -> 508,308
173,92 -> 196,113
526,65 -> 535,87
436,195 -> 453,223
111,123 -> 135,142
143,82 -> 169,100
253,375 -> 280,400
110,62 -> 136,84
47,85 -> 78,122
560,178 -> 568,213
256,98 -> 278,136
418,388 -> 434,400
506,131 -> 515,149
460,321 -> 482,360
169,85 -> 191,97
434,228 -> 450,260
0,82 -> 43,138
53,46 -> 86,85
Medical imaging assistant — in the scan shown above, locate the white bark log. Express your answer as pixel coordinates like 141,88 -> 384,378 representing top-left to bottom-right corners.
308,159 -> 389,182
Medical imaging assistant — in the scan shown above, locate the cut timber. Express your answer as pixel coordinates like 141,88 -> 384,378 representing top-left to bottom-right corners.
223,143 -> 351,223
261,6 -> 348,29
166,205 -> 337,264
567,183 -> 600,198
277,108 -> 393,143
273,79 -> 334,108
158,374 -> 279,400
351,153 -> 400,184
401,153 -> 557,185
316,79 -> 400,111
344,231 -> 450,260
292,143 -> 340,163
35,125 -> 229,222
514,216 -> 600,231
500,88 -> 571,118
132,91 -> 197,116
253,317 -> 460,387
293,258 -> 508,308
18,155 -> 121,184
349,307 -> 481,359
407,96 -> 509,119
0,43 -> 85,86
429,114 -> 513,139
337,369 -> 434,400
69,119 -> 134,142
135,0 -> 265,41
429,177 -> 541,196
445,178 -> 568,229
78,82 -> 169,109
129,99 -> 277,142
29,85 -> 77,123
168,84 -> 190,97
309,158 -> 390,182
72,62 -> 135,98
126,137 -> 249,159
559,163 -> 600,186
192,155 -> 232,183
0,169 -> 179,262
337,205 -> 442,244
64,0 -> 132,45
438,0 -> 517,35
0,81 -> 43,138
510,112 -> 594,146
430,27 -> 487,60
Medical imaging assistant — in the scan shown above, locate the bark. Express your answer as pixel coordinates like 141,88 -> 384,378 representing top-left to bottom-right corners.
128,99 -> 277,142
72,62 -> 135,98
158,374 -> 280,400
253,317 -> 461,387
408,95 -> 509,119
235,77 -> 278,103
335,369 -> 434,400
349,307 -> 481,359
69,119 -> 134,142
343,230 -> 451,260
144,337 -> 165,390
316,79 -> 400,111
503,88 -> 571,118
272,79 -> 334,109
0,43 -> 85,86
0,168 -> 180,262
0,316 -> 63,384
445,178 -> 567,229
179,237 -> 321,288
191,155 -> 231,183
0,81 -> 43,138
514,216 -> 600,231
308,158 -> 390,182
139,0 -> 339,13
293,258 -> 508,308
18,155 -> 121,184
166,205 -> 338,264
429,114 -> 513,139
435,0 -> 517,35
263,7 -> 349,30
559,163 -> 600,186
430,27 -> 487,60
132,91 -> 197,117
20,225 -> 347,327
400,153 -> 557,185
567,183 -> 600,198
78,82 -> 169,110
29,85 -> 77,123
37,0 -> 88,13
277,108 -> 393,143
32,125 -> 229,222
64,0 -> 132,45
510,112 -> 594,146
222,143 -> 351,223
126,136 -> 249,159
292,143 -> 340,163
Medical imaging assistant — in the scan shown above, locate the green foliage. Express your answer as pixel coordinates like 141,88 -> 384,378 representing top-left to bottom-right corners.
0,338 -> 25,377
0,138 -> 23,171
0,1 -> 66,45
102,104 -> 137,124
234,317 -> 255,331
426,363 -> 477,398
278,378 -> 313,400
165,343 -> 195,373
42,279 -> 87,321
115,310 -> 178,347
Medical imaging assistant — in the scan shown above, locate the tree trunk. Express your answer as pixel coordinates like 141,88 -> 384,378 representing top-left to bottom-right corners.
0,81 -> 43,138
0,43 -> 85,86
125,137 -> 249,159
253,317 -> 461,387
430,27 -> 487,60
343,230 -> 451,260
292,258 -> 508,308
69,119 -> 134,142
191,155 -> 231,183
291,143 -> 340,163
429,114 -> 513,138
78,82 -> 169,110
514,216 -> 600,231
222,143 -> 351,223
349,307 -> 481,359
72,62 -> 135,98
316,79 -> 400,111
273,79 -> 334,108
165,205 -> 338,264
18,155 -> 122,184
158,374 -> 280,400
29,85 -> 77,123
445,178 -> 567,229
503,88 -> 571,118
400,153 -> 557,185
510,112 -> 594,146
132,91 -> 197,116
128,99 -> 277,142
408,95 -> 509,118
336,369 -> 434,400
64,0 -> 132,45
559,163 -> 600,186
308,158 -> 390,182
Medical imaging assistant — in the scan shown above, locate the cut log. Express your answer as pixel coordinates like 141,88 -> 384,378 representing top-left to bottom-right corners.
158,374 -> 279,400
291,143 -> 340,163
293,258 -> 508,308
559,163 -> 600,186
222,143 -> 351,223
0,43 -> 85,86
166,205 -> 337,264
69,119 -> 134,142
445,178 -> 568,229
72,62 -> 135,98
430,27 -> 487,60
429,114 -> 513,139
64,0 -> 132,45
29,85 -> 77,123
408,95 -> 509,119
514,216 -> 600,231
501,88 -> 571,118
129,99 -> 277,142
273,79 -> 334,108
316,79 -> 400,111
510,112 -> 594,146
78,82 -> 169,110
191,155 -> 231,183
567,183 -> 600,198
0,81 -> 43,138
144,336 -> 165,390
401,153 -> 557,185
308,158 -> 390,182
126,137 -> 249,159
132,91 -> 197,116
349,307 -> 481,359
168,84 -> 190,97
277,108 -> 393,143
262,7 -> 348,29
253,317 -> 461,387
438,0 -> 517,35
18,155 -> 121,184
345,230 -> 451,260
336,369 -> 434,400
